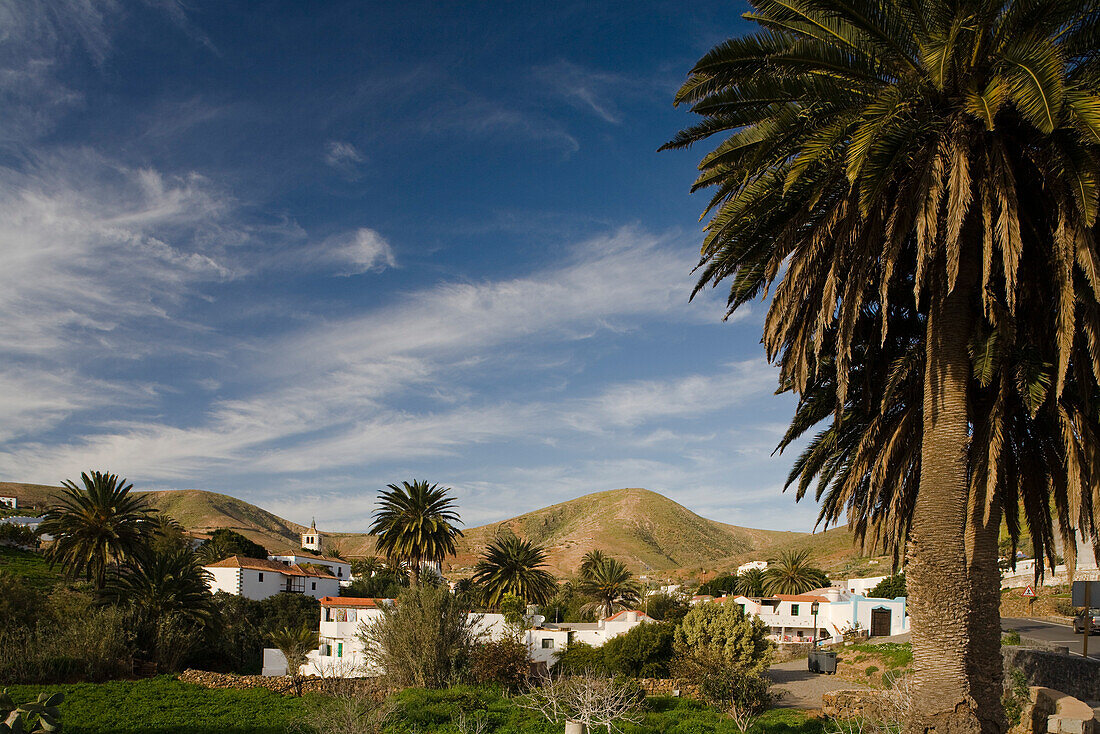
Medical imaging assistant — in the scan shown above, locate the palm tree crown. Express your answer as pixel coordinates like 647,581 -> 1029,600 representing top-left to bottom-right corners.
473,535 -> 557,607
39,471 -> 154,588
368,480 -> 463,587
762,550 -> 829,595
577,556 -> 642,619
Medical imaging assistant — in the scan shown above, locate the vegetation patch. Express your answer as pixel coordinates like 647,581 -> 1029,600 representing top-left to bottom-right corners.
0,546 -> 63,590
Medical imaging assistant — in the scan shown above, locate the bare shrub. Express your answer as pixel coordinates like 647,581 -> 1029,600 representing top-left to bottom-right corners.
453,709 -> 490,734
295,692 -> 397,734
520,672 -> 644,734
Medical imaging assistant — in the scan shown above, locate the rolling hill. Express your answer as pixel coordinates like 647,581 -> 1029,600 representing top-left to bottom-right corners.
0,481 -> 877,577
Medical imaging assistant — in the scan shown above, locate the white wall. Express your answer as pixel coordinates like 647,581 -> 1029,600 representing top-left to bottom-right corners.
846,576 -> 888,595
0,497 -> 15,509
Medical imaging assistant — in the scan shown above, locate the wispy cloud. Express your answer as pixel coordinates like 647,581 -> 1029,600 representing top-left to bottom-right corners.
324,140 -> 365,176
534,61 -> 632,125
428,95 -> 579,154
325,228 -> 397,274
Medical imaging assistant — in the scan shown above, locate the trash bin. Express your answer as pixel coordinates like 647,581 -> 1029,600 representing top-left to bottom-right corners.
807,649 -> 837,674
807,650 -> 821,673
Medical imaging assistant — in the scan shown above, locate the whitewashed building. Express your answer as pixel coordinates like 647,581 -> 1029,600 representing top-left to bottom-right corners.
268,552 -> 352,585
0,497 -> 16,509
737,560 -> 768,574
286,598 -> 655,678
204,556 -> 340,601
845,576 -> 889,595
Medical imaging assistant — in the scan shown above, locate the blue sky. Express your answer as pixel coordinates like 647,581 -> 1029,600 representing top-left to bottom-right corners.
0,0 -> 826,532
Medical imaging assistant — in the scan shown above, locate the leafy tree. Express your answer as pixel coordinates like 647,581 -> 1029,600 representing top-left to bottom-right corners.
697,573 -> 740,597
737,569 -> 766,597
268,626 -> 318,696
360,584 -> 473,689
578,557 -> 642,619
644,592 -> 690,624
368,480 -> 463,587
870,574 -> 908,600
602,621 -> 676,678
197,529 -> 268,563
543,582 -> 595,624
467,637 -> 530,692
665,0 -> 1100,727
674,602 -> 773,676
762,550 -> 829,595
39,471 -> 154,589
473,535 -> 557,606
498,593 -> 528,628
551,641 -> 610,676
341,571 -> 406,600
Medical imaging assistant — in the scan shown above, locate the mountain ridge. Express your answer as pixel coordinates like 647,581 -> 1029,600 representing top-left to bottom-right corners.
0,481 -> 864,577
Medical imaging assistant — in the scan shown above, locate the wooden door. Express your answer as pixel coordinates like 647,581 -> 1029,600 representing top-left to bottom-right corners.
870,607 -> 891,637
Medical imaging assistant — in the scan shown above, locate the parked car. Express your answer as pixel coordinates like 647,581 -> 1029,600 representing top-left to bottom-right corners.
1073,608 -> 1100,635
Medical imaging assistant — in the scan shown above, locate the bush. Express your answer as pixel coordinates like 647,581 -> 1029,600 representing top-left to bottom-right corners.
602,622 -> 675,678
0,607 -> 133,684
467,637 -> 530,692
696,573 -> 740,597
645,593 -> 690,624
197,529 -> 268,562
0,523 -> 38,549
1002,630 -> 1021,646
869,573 -> 907,599
0,572 -> 42,630
674,601 -> 773,675
360,585 -> 474,688
190,591 -> 321,674
553,642 -> 609,676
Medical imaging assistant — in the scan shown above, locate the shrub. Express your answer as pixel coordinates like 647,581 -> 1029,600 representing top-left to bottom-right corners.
0,690 -> 63,734
869,573 -> 907,599
467,637 -> 530,692
1002,630 -> 1021,646
696,573 -> 740,597
360,584 -> 474,688
674,601 -> 773,675
602,622 -> 675,678
0,607 -> 133,684
645,593 -> 690,624
0,572 -> 41,630
197,529 -> 268,562
0,523 -> 37,549
553,642 -> 609,676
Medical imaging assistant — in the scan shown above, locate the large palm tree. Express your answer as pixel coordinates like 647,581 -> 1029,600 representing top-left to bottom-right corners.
665,1 -> 1100,729
39,471 -> 154,589
105,546 -> 216,626
738,568 -> 767,597
762,550 -> 830,595
472,535 -> 557,607
577,557 -> 642,619
368,480 -> 463,587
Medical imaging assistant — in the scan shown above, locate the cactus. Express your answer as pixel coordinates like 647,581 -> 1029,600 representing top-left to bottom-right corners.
0,691 -> 63,733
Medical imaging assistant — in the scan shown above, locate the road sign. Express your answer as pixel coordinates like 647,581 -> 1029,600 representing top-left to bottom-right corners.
1022,585 -> 1037,598
1071,580 -> 1100,607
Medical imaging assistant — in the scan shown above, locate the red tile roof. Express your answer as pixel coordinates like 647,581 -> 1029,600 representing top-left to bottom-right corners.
204,555 -> 336,579
319,596 -> 392,607
270,551 -> 349,564
604,609 -> 651,622
772,594 -> 828,603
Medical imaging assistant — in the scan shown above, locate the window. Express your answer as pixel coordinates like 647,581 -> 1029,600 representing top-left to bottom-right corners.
791,604 -> 799,616
337,642 -> 343,658
258,572 -> 264,582
338,568 -> 343,577
312,581 -> 317,590
541,639 -> 554,649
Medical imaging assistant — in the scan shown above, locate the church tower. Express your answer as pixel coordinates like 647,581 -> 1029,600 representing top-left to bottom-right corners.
301,518 -> 322,552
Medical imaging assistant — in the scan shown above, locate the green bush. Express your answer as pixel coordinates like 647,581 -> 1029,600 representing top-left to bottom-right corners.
467,638 -> 530,692
0,607 -> 133,685
644,594 -> 690,624
553,642 -> 610,676
674,601 -> 773,675
602,622 -> 675,678
868,574 -> 906,599
1002,630 -> 1021,646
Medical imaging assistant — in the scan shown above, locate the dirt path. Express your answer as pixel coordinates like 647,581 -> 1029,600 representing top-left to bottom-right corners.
768,658 -> 866,710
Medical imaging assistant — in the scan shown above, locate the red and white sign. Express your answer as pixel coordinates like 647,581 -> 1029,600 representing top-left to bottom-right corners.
1022,585 -> 1037,598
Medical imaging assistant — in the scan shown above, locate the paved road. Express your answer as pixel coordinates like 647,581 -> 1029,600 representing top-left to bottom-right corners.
1002,617 -> 1099,659
768,658 -> 864,709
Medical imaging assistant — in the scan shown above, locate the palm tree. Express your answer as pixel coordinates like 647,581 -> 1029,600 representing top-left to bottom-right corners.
762,550 -> 829,595
665,0 -> 1100,728
473,535 -> 557,606
577,557 -> 642,619
368,480 -> 463,587
39,471 -> 154,589
268,626 -> 319,696
105,546 -> 216,626
737,568 -> 767,598
579,549 -> 607,578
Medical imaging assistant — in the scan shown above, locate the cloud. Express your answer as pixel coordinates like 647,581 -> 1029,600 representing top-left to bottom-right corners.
326,228 -> 397,274
324,140 -> 365,170
534,61 -> 630,124
428,96 -> 579,154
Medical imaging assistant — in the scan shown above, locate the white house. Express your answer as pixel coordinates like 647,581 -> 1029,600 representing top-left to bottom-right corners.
845,575 -> 889,595
268,552 -> 352,585
0,515 -> 49,541
738,561 -> 768,574
0,497 -> 16,509
285,598 -> 655,678
710,587 -> 908,644
300,519 -> 323,553
204,556 -> 340,601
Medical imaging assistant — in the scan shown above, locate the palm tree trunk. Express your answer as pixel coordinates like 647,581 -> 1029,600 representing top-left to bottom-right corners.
906,276 -> 982,734
409,554 -> 420,588
966,494 -> 1005,733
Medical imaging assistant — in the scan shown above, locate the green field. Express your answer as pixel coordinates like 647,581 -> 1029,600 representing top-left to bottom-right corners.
4,678 -> 826,734
0,545 -> 63,590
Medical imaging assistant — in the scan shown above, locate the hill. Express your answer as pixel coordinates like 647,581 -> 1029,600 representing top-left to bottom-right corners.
0,482 -> 879,577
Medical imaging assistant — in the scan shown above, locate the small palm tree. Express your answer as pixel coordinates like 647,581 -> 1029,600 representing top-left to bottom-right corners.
39,471 -> 154,589
269,626 -> 319,696
579,549 -> 607,578
763,551 -> 829,596
577,557 -> 642,619
105,546 -> 216,625
737,568 -> 766,597
473,535 -> 557,607
368,480 -> 463,587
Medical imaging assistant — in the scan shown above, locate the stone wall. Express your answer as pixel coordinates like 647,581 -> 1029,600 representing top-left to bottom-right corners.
637,678 -> 701,699
821,690 -> 903,723
1002,647 -> 1100,704
178,669 -> 390,697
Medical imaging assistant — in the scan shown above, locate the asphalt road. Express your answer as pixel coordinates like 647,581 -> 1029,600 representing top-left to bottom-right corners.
1002,616 -> 1100,659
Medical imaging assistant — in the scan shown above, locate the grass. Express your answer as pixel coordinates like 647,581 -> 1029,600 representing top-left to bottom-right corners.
0,545 -> 63,590
3,679 -> 828,734
840,642 -> 912,669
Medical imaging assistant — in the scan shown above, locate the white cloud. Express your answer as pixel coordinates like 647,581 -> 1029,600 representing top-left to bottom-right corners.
324,140 -> 365,170
327,228 -> 397,274
534,61 -> 629,125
